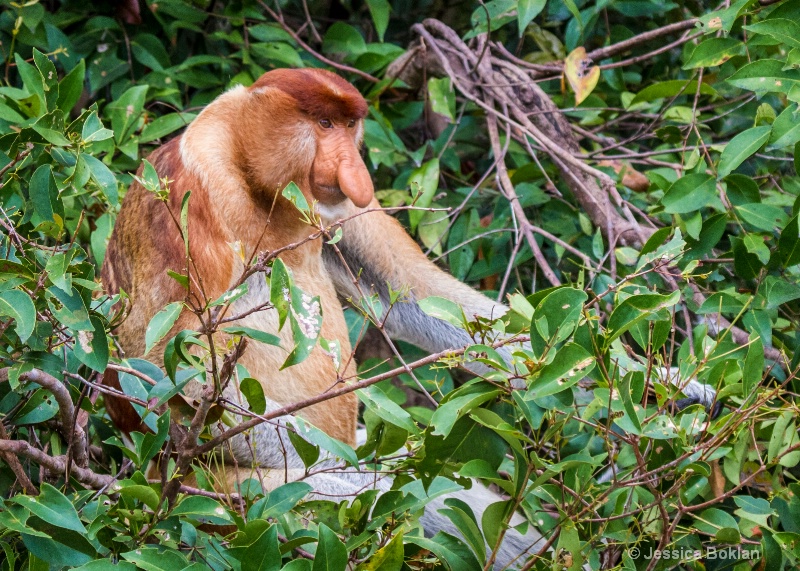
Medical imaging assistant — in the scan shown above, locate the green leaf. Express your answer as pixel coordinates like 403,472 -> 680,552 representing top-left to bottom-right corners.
727,60 -> 800,93
742,233 -> 770,264
428,77 -> 455,122
736,203 -> 789,232
717,126 -> 771,178
222,326 -> 281,347
21,532 -> 95,568
355,531 -> 404,570
249,482 -> 312,520
745,19 -> 800,49
241,525 -> 281,571
282,181 -> 310,213
724,174 -> 760,206
407,533 -> 482,571
418,296 -> 465,328
768,104 -> 800,148
282,286 -> 322,368
468,0 -> 516,37
778,215 -> 800,266
683,37 -> 743,69
269,258 -> 292,330
251,43 -> 305,68
287,429 -> 321,468
481,499 -> 513,551
518,0 -> 546,35
73,562 -> 137,571
47,285 -> 92,330
768,411 -> 800,466
526,343 -> 594,399
762,275 -> 800,308
82,154 -> 119,205
129,162 -> 156,195
295,418 -> 358,467
11,483 -> 87,534
660,174 -> 717,214
109,85 -> 148,144
145,302 -> 183,355
532,287 -> 588,343
81,111 -> 114,142
172,495 -> 234,524
408,158 -> 440,232
208,283 -> 248,307
631,80 -> 718,106
313,524 -> 348,571
605,291 -> 681,345
323,23 -> 367,58
118,484 -> 161,511
733,496 -> 774,527
33,50 -> 58,98
122,547 -> 191,571
697,292 -> 745,315
357,386 -> 418,433
733,236 -> 763,279
742,334 -> 763,398
430,385 -> 502,437
139,112 -> 195,143
138,411 -> 171,465
73,315 -> 109,372
56,59 -> 85,114
282,562 -> 312,571
11,389 -> 58,425
240,377 -> 267,415
0,289 -> 36,342
180,191 -> 191,253
695,0 -> 750,32
619,372 -> 644,434
29,164 -> 59,222
637,228 -> 686,271
0,505 -> 49,537
365,0 -> 391,42
15,53 -> 44,104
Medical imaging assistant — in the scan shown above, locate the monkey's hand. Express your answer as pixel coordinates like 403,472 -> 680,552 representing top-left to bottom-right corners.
658,367 -> 722,420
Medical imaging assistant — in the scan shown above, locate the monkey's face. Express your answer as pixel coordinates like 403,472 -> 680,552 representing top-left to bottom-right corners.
309,117 -> 373,209
246,68 -> 373,211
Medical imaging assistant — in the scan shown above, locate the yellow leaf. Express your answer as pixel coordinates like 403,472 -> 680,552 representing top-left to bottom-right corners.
563,47 -> 600,105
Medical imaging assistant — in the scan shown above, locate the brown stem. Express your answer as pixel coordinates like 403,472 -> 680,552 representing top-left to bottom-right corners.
0,368 -> 88,468
194,334 -> 529,456
0,422 -> 38,494
587,20 -> 698,62
0,439 -> 113,488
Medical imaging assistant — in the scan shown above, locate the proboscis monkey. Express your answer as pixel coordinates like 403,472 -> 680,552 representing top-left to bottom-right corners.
102,68 -> 715,568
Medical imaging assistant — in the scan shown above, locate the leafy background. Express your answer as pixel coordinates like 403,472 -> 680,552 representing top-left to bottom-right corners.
0,0 -> 799,569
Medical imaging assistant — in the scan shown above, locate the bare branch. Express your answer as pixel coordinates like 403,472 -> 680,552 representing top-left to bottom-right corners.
0,439 -> 113,489
0,368 -> 88,468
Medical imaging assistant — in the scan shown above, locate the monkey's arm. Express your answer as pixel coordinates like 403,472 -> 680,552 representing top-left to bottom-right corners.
323,204 -> 718,411
322,205 -> 514,368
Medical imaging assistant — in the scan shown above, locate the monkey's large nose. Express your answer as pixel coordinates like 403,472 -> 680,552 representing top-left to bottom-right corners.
337,155 -> 374,208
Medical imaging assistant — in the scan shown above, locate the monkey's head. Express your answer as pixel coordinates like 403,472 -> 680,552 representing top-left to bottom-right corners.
248,68 -> 374,210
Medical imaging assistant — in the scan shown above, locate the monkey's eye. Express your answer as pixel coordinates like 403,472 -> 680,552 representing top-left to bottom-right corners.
319,119 -> 333,129
347,119 -> 356,128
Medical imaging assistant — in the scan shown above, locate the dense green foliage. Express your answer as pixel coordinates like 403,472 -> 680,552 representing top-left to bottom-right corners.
1,0 -> 800,569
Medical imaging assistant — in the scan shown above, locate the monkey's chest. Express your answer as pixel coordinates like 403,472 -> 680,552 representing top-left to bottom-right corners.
230,263 -> 354,403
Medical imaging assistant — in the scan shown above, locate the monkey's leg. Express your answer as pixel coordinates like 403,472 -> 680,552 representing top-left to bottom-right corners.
207,402 -> 544,569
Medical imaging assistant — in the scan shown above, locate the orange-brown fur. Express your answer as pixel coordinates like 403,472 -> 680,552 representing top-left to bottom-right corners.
102,67 -> 508,477
99,71 -> 554,566
102,70 -> 374,445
